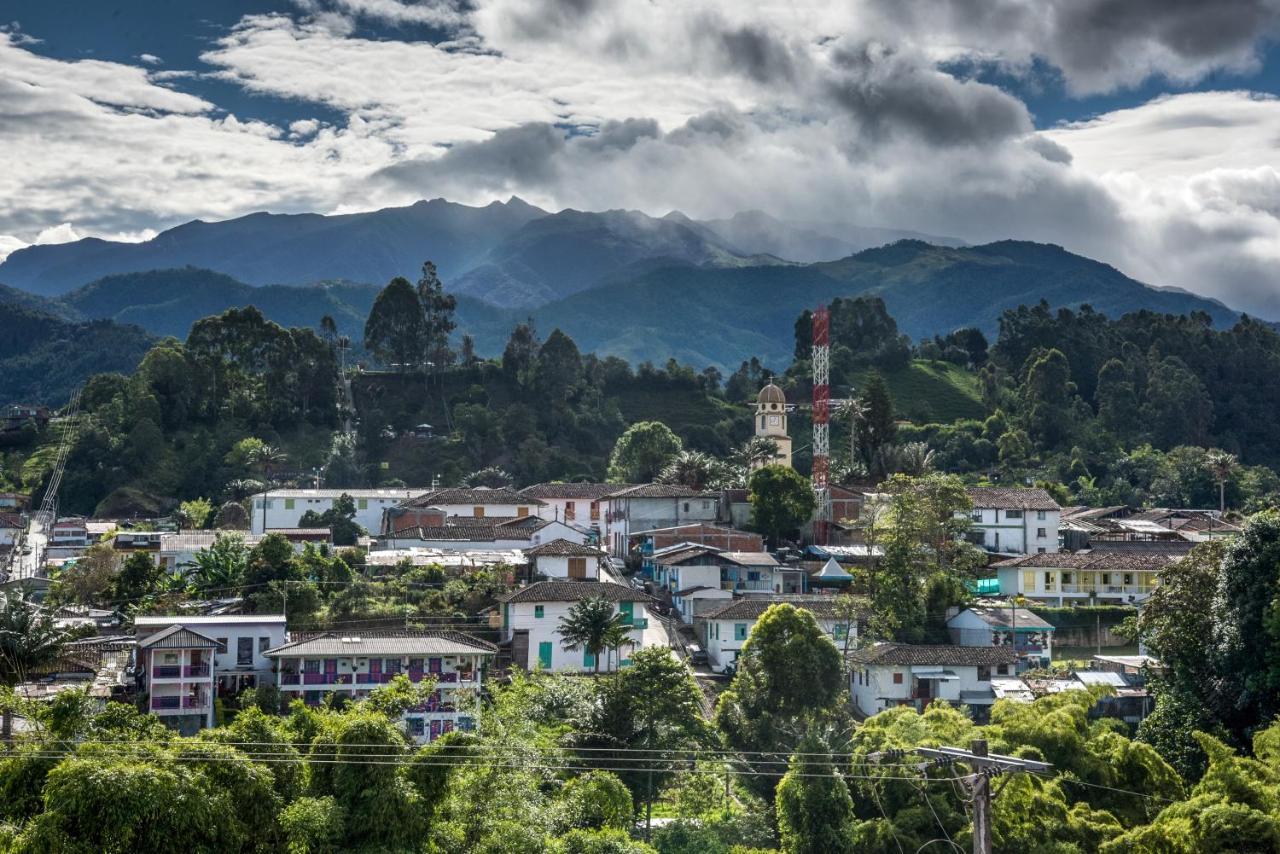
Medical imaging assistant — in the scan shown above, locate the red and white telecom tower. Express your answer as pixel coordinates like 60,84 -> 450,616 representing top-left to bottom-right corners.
811,304 -> 831,545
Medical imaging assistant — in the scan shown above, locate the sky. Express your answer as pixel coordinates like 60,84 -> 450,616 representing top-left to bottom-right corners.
3,0 -> 1280,317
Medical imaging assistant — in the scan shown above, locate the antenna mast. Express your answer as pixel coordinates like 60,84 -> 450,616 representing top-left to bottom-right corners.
811,305 -> 830,545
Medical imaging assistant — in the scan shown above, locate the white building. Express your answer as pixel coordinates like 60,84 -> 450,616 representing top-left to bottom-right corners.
135,615 -> 287,695
382,487 -> 546,533
751,382 -> 792,469
136,625 -> 218,734
158,530 -> 332,573
656,544 -> 733,624
266,631 -> 495,743
700,596 -> 864,673
965,488 -> 1061,555
376,517 -> 584,551
523,539 -> 607,581
946,606 -> 1055,669
250,488 -> 421,535
521,483 -> 627,528
47,517 -> 89,556
0,512 -> 20,548
602,484 -> 719,559
993,551 -> 1178,605
499,581 -> 655,672
849,643 -> 1018,720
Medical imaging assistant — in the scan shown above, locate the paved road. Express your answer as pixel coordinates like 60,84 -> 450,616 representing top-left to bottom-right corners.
10,516 -> 46,580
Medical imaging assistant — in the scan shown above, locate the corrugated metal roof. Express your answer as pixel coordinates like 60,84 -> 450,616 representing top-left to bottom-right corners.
136,625 -> 219,649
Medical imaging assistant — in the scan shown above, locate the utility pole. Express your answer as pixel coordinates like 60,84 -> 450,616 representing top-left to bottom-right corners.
868,738 -> 1051,854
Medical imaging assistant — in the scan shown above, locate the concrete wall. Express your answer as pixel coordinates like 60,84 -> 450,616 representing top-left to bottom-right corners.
504,600 -> 651,672
968,508 -> 1060,554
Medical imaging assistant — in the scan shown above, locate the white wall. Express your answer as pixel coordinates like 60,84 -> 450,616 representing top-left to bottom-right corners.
536,498 -> 604,526
504,600 -> 652,672
251,490 -> 419,535
673,588 -> 732,624
137,618 -> 286,681
851,664 -> 993,715
604,497 -> 719,557
704,615 -> 854,673
532,554 -> 600,581
966,508 -> 1060,555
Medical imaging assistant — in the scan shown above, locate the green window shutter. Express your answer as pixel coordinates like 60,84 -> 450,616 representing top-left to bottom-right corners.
502,603 -> 509,626
619,601 -> 634,624
284,498 -> 295,510
583,649 -> 596,669
538,642 -> 553,669
734,623 -> 748,641
534,605 -> 544,619
358,498 -> 368,509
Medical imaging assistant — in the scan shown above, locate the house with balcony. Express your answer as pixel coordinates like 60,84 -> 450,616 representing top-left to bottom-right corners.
266,631 -> 495,742
719,551 -> 806,595
499,581 -> 655,672
135,615 -> 287,696
947,606 -> 1055,669
523,539 -> 606,581
47,516 -> 89,557
964,488 -> 1061,555
602,485 -> 720,559
992,551 -> 1179,605
700,596 -> 866,673
136,626 -> 217,734
375,516 -> 584,551
653,544 -> 733,623
849,643 -> 1018,721
520,482 -> 628,533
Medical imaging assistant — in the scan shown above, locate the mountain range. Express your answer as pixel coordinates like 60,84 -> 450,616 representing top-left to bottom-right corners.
0,198 -> 961,305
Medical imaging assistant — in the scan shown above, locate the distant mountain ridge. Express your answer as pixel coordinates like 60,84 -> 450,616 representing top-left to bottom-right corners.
0,198 -> 959,303
0,238 -> 1241,374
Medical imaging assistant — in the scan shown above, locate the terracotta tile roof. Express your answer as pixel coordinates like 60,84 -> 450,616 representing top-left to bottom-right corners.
849,643 -> 1017,667
523,538 -> 605,557
703,596 -> 868,621
520,483 -> 633,500
604,484 -> 712,499
991,551 -> 1179,570
0,513 -> 22,529
404,487 -> 544,507
265,630 -> 495,657
500,581 -> 648,604
967,487 -> 1061,511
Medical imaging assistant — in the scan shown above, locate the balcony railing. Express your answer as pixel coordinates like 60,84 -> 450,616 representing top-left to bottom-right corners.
184,664 -> 210,677
281,673 -> 300,685
151,696 -> 181,710
721,580 -> 773,592
182,696 -> 208,709
151,695 -> 209,711
152,665 -> 181,679
1059,583 -> 1156,596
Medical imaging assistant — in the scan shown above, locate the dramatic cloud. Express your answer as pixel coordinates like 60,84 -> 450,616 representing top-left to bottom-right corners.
2,2 -> 1280,319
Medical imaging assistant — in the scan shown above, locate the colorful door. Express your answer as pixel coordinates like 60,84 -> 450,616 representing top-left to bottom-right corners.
619,601 -> 634,624
583,649 -> 596,669
537,642 -> 553,670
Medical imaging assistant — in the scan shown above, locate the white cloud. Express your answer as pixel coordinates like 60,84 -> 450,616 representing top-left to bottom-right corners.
32,223 -> 80,245
137,53 -> 162,65
0,235 -> 26,263
1,6 -> 1280,322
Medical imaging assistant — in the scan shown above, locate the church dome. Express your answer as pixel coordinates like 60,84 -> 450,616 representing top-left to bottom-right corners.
757,383 -> 786,406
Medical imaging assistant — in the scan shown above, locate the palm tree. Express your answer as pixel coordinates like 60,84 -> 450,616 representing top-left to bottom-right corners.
658,451 -> 717,491
247,445 -> 288,484
183,534 -> 249,594
1205,449 -> 1238,514
600,622 -> 635,673
558,596 -> 626,675
0,587 -> 67,740
885,442 -> 936,477
734,436 -> 780,469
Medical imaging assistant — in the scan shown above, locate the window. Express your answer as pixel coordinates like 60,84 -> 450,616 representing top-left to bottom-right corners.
1037,510 -> 1046,520
1022,571 -> 1036,592
1101,573 -> 1112,586
473,506 -> 485,518
590,501 -> 600,521
1037,528 -> 1047,538
215,637 -> 228,655
683,502 -> 690,513
832,623 -> 848,640
259,637 -> 270,653
1038,547 -> 1047,554
1006,509 -> 1023,519
304,659 -> 321,674
517,506 -> 529,518
1043,571 -> 1056,591
568,557 -> 588,579
407,718 -> 425,736
1062,572 -> 1073,584
564,503 -> 576,521
971,511 -> 983,522
734,623 -> 748,641
284,498 -> 295,510
977,666 -> 991,681
237,637 -> 254,666
534,605 -> 544,619
892,672 -> 904,685
1123,572 -> 1134,586
997,664 -> 1010,675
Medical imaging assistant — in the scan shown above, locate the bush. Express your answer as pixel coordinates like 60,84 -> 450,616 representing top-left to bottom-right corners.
557,772 -> 634,832
280,796 -> 345,854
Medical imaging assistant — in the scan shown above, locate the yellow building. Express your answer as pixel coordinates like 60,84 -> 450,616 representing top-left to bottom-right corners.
753,383 -> 792,469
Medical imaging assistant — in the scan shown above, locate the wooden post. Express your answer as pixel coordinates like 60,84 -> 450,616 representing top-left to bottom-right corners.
971,738 -> 992,854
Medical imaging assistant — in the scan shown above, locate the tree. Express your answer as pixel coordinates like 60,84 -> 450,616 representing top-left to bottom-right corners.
854,372 -> 896,477
573,648 -> 710,829
114,551 -> 164,603
775,732 -> 858,854
657,451 -> 720,491
364,276 -> 427,369
558,597 -> 625,674
556,771 -> 633,832
213,500 -> 250,530
747,465 -> 816,548
1205,449 -> 1238,514
537,329 -> 584,397
417,260 -> 457,371
607,421 -> 683,483
177,497 -> 213,530
297,493 -> 362,546
52,543 -> 118,606
184,533 -> 250,593
1144,356 -> 1213,448
714,604 -> 844,796
0,587 -> 66,740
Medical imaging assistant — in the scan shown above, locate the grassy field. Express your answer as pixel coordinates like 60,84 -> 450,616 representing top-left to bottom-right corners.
856,359 -> 986,424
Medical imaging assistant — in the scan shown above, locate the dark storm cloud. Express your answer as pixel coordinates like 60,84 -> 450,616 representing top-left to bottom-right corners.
712,23 -> 797,83
826,44 -> 1033,146
1054,0 -> 1276,65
